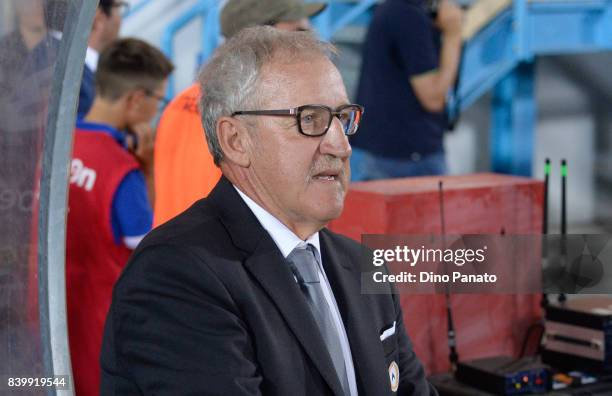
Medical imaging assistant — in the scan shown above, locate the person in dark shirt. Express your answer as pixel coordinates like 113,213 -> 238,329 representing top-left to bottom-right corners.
77,0 -> 125,118
0,0 -> 54,247
0,0 -> 49,377
351,0 -> 463,180
0,0 -> 48,104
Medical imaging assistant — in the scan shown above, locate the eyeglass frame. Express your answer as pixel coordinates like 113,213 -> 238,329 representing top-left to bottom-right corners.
143,88 -> 170,108
231,103 -> 365,137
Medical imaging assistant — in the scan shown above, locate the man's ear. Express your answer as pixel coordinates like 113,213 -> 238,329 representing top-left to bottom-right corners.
118,89 -> 146,128
216,116 -> 251,168
125,89 -> 146,113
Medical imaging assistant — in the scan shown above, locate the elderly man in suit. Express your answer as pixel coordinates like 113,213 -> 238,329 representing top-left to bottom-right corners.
100,26 -> 437,396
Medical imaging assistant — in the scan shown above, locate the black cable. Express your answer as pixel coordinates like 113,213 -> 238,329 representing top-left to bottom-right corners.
559,159 -> 567,304
439,181 -> 459,369
542,158 -> 550,309
519,322 -> 545,358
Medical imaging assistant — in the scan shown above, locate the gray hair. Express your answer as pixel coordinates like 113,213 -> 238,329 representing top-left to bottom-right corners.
198,26 -> 336,166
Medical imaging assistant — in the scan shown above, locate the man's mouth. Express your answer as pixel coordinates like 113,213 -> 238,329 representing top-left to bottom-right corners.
313,170 -> 341,181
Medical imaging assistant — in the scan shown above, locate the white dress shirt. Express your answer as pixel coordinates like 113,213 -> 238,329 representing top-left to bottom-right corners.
235,187 -> 359,396
85,47 -> 99,72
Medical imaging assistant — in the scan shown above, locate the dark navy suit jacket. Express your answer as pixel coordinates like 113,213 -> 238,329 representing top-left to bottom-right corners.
100,177 -> 437,395
77,63 -> 95,119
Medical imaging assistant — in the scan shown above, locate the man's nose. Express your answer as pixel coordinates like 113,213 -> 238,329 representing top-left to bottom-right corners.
319,117 -> 352,159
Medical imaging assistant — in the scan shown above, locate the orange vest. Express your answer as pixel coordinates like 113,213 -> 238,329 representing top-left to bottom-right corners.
154,84 -> 221,226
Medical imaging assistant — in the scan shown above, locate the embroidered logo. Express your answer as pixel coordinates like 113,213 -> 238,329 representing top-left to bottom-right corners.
70,159 -> 97,191
389,360 -> 399,392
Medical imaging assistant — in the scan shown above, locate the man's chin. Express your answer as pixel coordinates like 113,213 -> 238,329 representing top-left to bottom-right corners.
320,202 -> 346,224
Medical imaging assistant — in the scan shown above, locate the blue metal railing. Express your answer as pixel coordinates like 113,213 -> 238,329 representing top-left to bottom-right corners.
135,0 -> 612,108
313,0 -> 377,41
151,0 -> 612,176
159,0 -> 377,98
450,0 -> 612,175
160,0 -> 221,98
456,0 -> 612,114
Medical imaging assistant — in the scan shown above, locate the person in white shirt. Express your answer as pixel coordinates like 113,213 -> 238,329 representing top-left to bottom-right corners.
77,0 -> 126,118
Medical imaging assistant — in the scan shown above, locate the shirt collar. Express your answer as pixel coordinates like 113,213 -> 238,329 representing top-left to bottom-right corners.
49,30 -> 63,40
85,47 -> 99,72
234,186 -> 320,258
76,119 -> 128,149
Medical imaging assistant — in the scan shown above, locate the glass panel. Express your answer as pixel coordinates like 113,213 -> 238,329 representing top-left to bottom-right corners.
0,0 -> 88,392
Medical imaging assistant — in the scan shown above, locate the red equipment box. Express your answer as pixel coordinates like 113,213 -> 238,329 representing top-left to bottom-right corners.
329,173 -> 544,374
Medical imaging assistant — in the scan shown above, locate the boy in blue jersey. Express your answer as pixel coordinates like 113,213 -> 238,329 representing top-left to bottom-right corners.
66,37 -> 173,396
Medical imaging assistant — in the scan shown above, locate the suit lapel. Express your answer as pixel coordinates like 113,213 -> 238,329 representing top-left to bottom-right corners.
319,231 -> 390,395
244,243 -> 346,396
209,178 -> 346,396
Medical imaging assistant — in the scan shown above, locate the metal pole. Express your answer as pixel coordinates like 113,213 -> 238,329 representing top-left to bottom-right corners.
38,0 -> 99,394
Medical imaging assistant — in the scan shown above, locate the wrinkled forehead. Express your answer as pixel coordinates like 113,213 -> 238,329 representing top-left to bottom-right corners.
256,55 -> 348,108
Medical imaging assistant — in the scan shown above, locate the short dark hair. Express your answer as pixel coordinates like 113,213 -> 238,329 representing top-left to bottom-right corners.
95,38 -> 174,101
98,0 -> 114,16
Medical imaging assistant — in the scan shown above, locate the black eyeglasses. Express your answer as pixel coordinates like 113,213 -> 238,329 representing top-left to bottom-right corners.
232,104 -> 364,137
144,89 -> 170,109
